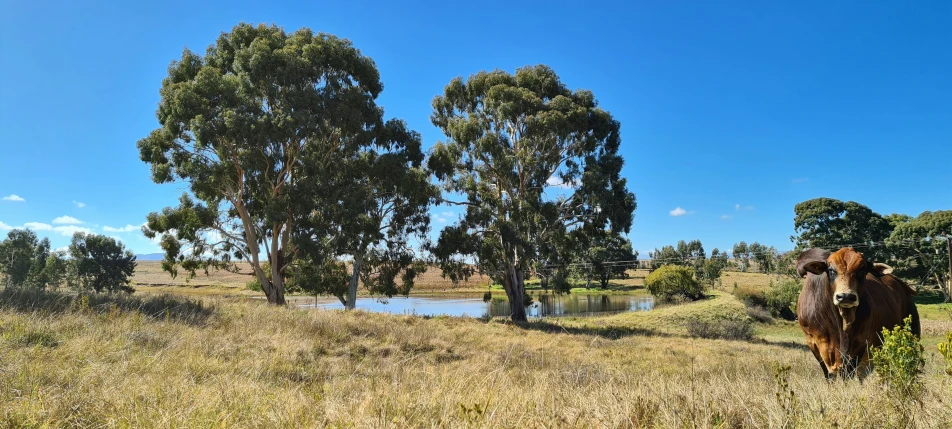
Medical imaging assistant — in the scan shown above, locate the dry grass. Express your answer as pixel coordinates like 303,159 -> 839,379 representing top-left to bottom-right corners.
2,287 -> 951,428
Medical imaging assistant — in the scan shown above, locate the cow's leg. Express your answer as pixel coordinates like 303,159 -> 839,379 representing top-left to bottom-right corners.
809,346 -> 832,379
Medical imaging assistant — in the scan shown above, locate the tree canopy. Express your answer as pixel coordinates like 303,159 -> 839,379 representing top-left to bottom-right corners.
792,198 -> 892,260
137,23 -> 434,305
68,233 -> 137,293
888,210 -> 952,302
427,65 -> 635,322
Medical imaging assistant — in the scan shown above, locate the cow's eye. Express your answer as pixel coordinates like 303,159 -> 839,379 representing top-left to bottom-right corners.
828,268 -> 838,280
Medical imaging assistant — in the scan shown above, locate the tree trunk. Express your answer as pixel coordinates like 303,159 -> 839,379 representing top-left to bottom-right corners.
503,265 -> 528,322
946,239 -> 952,303
346,252 -> 362,310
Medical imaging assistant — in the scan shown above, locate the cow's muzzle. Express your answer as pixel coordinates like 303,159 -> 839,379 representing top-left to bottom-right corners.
834,293 -> 858,308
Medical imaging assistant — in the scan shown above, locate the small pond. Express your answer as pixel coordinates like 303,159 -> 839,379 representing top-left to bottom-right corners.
301,294 -> 655,318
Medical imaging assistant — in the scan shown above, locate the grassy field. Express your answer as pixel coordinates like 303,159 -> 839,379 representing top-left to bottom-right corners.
2,278 -> 951,428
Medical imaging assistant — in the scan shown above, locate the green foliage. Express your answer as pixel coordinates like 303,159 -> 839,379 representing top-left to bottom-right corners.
137,22 -> 434,305
732,241 -> 751,272
68,233 -> 137,293
648,245 -> 679,271
938,332 -> 952,377
747,242 -> 778,274
427,65 -> 635,321
764,279 -> 801,320
888,210 -> 951,302
571,230 -> 636,288
791,198 -> 892,261
702,248 -> 729,286
645,265 -> 703,301
871,316 -> 925,402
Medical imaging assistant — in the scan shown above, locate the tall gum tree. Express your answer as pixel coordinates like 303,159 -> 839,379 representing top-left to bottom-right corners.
428,65 -> 635,322
137,23 -> 430,305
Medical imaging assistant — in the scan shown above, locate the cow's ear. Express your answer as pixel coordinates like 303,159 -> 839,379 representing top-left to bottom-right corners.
801,261 -> 828,276
870,262 -> 893,276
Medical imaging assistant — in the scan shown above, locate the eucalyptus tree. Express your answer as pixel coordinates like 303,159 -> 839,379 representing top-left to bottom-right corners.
138,23 -> 432,305
888,210 -> 952,302
791,198 -> 891,260
68,233 -> 137,293
428,65 -> 636,322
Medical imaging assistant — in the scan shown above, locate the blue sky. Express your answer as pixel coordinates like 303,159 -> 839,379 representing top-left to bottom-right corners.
1,0 -> 950,257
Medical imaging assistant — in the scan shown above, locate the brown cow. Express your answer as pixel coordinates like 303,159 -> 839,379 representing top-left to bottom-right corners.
796,247 -> 920,379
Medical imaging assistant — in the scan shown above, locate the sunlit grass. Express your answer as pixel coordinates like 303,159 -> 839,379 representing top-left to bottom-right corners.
2,287 -> 950,427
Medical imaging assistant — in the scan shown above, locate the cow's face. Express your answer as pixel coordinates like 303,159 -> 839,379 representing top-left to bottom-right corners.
800,248 -> 871,309
825,249 -> 867,308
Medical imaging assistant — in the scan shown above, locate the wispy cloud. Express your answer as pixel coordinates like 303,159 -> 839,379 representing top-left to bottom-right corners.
0,221 -> 12,230
670,207 -> 688,217
720,215 -> 732,220
792,178 -> 809,184
52,225 -> 92,237
73,200 -> 86,208
52,216 -> 83,225
103,224 -> 141,233
2,194 -> 25,202
735,204 -> 755,211
23,222 -> 53,231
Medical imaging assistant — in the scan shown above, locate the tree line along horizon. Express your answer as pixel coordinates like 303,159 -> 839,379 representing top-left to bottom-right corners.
1,23 -> 949,321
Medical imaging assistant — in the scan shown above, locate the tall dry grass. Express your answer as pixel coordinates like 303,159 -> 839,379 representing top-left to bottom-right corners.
1,287 -> 950,428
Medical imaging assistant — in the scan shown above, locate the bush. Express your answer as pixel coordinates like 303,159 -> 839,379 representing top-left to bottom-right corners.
733,288 -> 768,308
645,265 -> 703,302
938,332 -> 952,377
686,315 -> 754,341
871,316 -> 925,402
764,279 -> 801,320
746,305 -> 773,323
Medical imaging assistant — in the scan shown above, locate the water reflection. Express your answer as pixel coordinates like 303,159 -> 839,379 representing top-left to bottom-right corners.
303,294 -> 654,318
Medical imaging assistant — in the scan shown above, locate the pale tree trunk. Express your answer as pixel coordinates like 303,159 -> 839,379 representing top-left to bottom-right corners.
346,252 -> 362,310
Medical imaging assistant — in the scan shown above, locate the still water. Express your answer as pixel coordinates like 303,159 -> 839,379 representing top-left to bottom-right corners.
302,294 -> 655,318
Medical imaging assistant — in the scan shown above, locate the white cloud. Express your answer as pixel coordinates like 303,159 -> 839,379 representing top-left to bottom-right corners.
52,216 -> 83,225
734,204 -> 740,211
23,222 -> 53,231
440,211 -> 454,217
103,224 -> 141,233
670,207 -> 688,217
0,221 -> 12,230
52,225 -> 92,237
734,204 -> 754,211
73,200 -> 86,208
2,194 -> 25,202
720,215 -> 732,220
437,217 -> 448,223
54,246 -> 69,253
546,176 -> 575,189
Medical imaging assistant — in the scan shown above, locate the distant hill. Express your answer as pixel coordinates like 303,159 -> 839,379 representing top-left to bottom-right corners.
135,253 -> 165,261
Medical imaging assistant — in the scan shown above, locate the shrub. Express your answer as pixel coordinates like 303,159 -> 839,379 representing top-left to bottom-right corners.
764,279 -> 801,320
871,316 -> 925,402
686,315 -> 753,341
645,265 -> 703,302
733,288 -> 767,308
938,332 -> 952,377
745,305 -> 773,323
